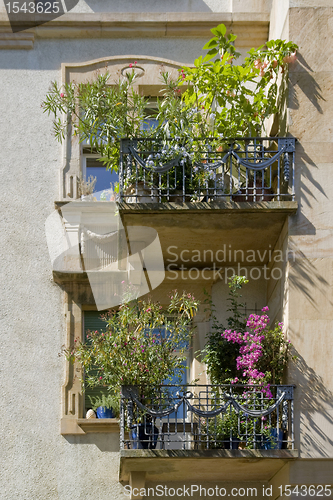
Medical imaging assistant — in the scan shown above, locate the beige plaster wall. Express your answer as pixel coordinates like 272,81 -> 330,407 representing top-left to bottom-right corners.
0,34 -> 210,500
266,220 -> 288,326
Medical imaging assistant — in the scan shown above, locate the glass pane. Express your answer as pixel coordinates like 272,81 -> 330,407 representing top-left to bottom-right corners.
83,310 -> 108,411
86,157 -> 118,193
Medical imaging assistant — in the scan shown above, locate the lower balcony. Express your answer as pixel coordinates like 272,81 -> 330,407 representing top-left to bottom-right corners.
119,384 -> 298,492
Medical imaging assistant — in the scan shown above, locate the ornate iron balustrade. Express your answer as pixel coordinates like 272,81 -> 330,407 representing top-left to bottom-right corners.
119,137 -> 296,203
120,384 -> 295,451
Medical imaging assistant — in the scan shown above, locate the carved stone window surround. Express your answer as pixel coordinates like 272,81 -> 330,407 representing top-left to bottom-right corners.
60,55 -> 188,201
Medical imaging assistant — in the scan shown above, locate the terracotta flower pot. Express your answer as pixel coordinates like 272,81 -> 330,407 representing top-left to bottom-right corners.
124,181 -> 158,203
232,185 -> 273,202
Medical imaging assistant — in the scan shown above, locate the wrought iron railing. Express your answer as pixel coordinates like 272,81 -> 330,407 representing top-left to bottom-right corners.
120,384 -> 295,451
119,137 -> 296,203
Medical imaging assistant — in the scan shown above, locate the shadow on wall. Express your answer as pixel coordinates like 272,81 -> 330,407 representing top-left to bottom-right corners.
289,53 -> 327,211
287,240 -> 332,309
84,0 -> 214,13
63,433 -> 121,452
290,351 -> 333,458
292,141 -> 328,213
289,52 -> 325,114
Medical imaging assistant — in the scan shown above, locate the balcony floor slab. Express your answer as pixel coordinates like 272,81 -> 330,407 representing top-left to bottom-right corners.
120,449 -> 298,483
119,201 -> 298,267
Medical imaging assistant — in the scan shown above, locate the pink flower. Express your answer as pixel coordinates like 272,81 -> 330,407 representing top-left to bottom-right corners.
99,376 -> 102,380
134,61 -> 137,65
283,51 -> 297,64
60,93 -> 65,98
254,59 -> 262,69
129,63 -> 133,68
262,306 -> 269,312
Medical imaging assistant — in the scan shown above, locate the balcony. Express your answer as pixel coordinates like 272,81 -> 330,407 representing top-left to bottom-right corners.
118,137 -> 297,271
52,137 -> 298,289
119,136 -> 296,204
119,384 -> 298,489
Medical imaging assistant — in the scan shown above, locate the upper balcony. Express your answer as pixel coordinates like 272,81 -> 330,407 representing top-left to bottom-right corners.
118,136 -> 296,206
116,136 -> 297,270
52,136 -> 298,288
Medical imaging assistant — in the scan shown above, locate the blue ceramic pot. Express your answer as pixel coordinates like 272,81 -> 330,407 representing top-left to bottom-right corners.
223,437 -> 240,450
130,423 -> 158,449
96,406 -> 114,418
262,428 -> 284,449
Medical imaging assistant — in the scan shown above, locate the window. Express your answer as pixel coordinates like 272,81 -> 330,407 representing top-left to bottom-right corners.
83,310 -> 109,412
81,149 -> 119,199
141,97 -> 160,131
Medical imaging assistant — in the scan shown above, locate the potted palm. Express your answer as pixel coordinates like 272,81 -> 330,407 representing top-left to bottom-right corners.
87,393 -> 120,419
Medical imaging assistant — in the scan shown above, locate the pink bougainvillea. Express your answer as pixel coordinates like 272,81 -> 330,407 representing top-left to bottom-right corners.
221,306 -> 275,397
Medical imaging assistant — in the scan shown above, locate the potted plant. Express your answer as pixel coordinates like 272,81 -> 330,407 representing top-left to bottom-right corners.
64,289 -> 199,444
42,26 -> 298,193
88,393 -> 120,419
201,276 -> 295,449
205,407 -> 241,449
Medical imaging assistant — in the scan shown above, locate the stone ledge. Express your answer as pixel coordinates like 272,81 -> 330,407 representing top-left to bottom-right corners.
0,13 -> 269,45
119,200 -> 298,214
0,32 -> 34,49
78,418 -> 120,433
61,417 -> 120,434
120,448 -> 298,459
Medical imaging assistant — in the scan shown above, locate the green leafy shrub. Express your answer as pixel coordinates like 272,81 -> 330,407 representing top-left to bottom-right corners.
64,290 -> 199,398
